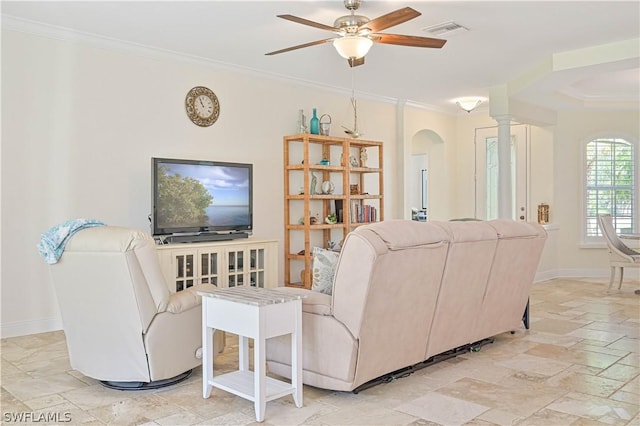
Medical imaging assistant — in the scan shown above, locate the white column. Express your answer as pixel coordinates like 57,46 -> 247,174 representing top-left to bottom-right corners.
495,115 -> 512,219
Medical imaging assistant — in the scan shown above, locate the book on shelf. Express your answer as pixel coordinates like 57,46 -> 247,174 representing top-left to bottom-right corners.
334,200 -> 344,223
350,201 -> 377,224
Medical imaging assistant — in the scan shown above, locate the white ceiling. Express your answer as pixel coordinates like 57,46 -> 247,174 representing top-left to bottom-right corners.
2,1 -> 639,116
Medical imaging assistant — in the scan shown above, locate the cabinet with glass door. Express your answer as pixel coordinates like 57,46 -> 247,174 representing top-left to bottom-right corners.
156,239 -> 278,293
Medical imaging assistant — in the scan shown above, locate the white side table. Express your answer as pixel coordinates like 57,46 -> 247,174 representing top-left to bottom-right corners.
198,286 -> 303,422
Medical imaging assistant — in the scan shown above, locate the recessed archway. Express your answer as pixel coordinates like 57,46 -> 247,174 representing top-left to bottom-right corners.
407,129 -> 446,220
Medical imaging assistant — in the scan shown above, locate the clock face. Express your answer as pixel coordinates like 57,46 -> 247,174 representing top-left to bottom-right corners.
185,86 -> 220,127
195,95 -> 214,118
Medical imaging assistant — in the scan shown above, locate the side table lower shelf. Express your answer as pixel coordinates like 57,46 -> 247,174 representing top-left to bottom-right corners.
209,370 -> 297,402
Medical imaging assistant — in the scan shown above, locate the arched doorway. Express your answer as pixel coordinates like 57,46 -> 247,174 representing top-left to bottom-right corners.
408,129 -> 446,220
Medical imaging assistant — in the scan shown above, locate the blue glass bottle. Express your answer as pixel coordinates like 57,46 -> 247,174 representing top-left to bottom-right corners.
310,108 -> 320,135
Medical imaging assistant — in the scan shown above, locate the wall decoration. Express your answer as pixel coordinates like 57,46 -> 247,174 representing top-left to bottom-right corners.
185,86 -> 220,127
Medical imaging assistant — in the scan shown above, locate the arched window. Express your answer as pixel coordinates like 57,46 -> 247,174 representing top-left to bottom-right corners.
584,137 -> 636,240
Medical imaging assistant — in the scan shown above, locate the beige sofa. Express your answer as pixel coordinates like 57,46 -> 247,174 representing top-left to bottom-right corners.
266,219 -> 546,392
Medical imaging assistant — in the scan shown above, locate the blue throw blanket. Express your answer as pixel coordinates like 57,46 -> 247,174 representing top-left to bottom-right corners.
38,219 -> 106,264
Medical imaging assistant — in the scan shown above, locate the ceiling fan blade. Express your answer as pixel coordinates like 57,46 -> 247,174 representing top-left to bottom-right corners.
277,14 -> 339,33
374,33 -> 447,49
362,7 -> 421,33
265,38 -> 335,56
348,57 -> 365,67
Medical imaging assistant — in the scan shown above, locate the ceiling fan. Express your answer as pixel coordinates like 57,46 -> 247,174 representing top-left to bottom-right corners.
265,0 -> 446,67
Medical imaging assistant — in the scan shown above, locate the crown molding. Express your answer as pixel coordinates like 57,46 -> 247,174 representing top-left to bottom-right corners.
2,14 -> 445,113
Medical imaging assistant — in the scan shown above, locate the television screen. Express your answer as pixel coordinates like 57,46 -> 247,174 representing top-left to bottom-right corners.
151,157 -> 253,237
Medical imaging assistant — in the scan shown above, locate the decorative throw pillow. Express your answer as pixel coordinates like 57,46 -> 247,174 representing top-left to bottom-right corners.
311,247 -> 339,295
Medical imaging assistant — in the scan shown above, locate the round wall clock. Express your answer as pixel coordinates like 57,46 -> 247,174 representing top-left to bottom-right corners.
185,86 -> 220,127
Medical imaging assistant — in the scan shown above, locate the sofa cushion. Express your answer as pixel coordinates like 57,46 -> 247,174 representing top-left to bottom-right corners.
357,220 -> 449,250
301,291 -> 332,315
488,219 -> 548,239
312,247 -> 339,295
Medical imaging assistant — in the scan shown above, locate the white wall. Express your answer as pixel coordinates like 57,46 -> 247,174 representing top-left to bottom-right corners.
529,125 -> 555,223
409,153 -> 427,213
0,29 -> 399,337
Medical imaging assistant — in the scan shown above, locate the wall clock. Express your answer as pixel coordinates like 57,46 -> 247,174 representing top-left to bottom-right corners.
185,86 -> 220,127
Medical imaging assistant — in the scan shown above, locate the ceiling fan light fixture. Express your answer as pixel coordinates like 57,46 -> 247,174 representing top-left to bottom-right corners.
333,36 -> 373,59
455,97 -> 484,113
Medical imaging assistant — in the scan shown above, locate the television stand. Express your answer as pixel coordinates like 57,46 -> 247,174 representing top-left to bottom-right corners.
165,232 -> 249,244
155,238 -> 278,293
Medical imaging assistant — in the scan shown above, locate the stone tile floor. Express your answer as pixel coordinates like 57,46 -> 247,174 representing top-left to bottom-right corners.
1,278 -> 638,425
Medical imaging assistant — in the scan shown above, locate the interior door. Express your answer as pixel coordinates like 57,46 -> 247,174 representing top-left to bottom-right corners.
475,124 -> 529,221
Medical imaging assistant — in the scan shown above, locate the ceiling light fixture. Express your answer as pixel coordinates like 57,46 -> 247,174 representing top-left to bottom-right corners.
455,97 -> 484,113
333,35 -> 373,59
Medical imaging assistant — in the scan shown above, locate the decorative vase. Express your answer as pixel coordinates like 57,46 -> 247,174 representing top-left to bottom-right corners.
298,109 -> 307,133
360,147 -> 368,167
310,108 -> 320,135
310,172 -> 318,195
537,203 -> 549,224
319,114 -> 332,135
321,181 -> 335,194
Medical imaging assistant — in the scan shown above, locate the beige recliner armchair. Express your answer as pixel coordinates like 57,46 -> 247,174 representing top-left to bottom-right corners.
49,226 -> 221,389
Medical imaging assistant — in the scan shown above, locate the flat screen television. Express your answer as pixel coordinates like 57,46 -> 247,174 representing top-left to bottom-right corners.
151,157 -> 253,242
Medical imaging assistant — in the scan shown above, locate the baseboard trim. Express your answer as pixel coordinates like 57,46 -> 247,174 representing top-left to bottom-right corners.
535,268 -> 608,282
534,270 -> 558,283
535,267 -> 639,283
1,317 -> 62,339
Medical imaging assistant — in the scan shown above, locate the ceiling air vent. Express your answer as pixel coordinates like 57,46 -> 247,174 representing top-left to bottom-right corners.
422,21 -> 468,37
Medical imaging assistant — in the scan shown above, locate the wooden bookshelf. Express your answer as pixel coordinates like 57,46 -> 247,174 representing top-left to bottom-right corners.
283,133 -> 384,288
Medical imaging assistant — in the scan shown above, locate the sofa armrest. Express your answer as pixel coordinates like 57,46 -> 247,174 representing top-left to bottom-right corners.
164,284 -> 214,314
274,287 -> 333,315
301,291 -> 332,315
